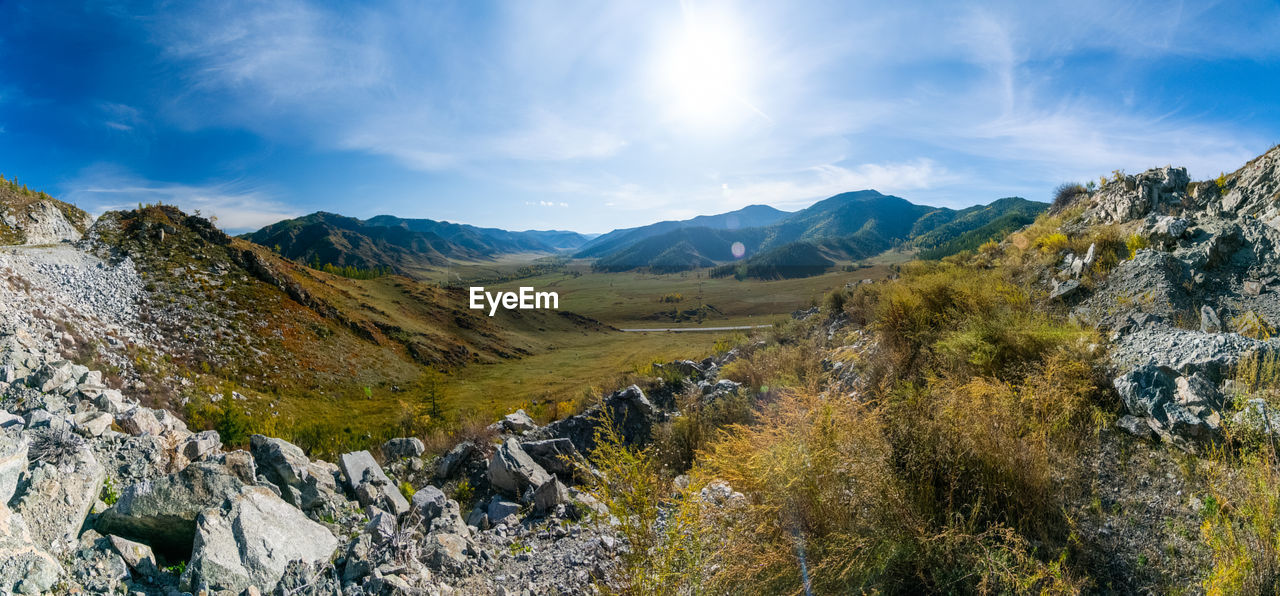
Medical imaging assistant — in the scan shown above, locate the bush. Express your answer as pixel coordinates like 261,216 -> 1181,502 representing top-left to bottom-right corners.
1126,234 -> 1150,258
1051,183 -> 1087,213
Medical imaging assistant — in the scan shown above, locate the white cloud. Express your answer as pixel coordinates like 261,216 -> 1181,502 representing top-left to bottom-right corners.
63,166 -> 299,232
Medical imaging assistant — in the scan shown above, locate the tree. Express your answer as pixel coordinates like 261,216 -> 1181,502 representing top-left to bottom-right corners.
416,369 -> 446,419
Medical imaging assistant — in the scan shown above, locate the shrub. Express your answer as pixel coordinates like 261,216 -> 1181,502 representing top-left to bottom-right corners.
1035,233 -> 1070,255
1051,183 -> 1087,213
822,287 -> 847,314
1126,234 -> 1150,258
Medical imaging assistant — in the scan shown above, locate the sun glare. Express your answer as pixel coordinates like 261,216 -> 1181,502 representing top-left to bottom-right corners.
653,7 -> 760,131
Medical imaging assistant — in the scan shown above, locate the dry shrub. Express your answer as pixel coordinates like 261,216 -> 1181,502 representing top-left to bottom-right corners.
719,341 -> 821,394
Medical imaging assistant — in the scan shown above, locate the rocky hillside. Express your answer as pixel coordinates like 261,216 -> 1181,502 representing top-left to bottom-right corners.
0,176 -> 92,246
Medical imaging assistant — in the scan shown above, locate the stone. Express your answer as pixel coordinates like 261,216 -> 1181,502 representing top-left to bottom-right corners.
1244,280 -> 1264,296
181,430 -> 223,462
487,438 -> 552,497
1049,279 -> 1083,302
73,410 -> 114,437
13,439 -> 105,554
487,498 -> 521,522
93,389 -> 128,414
1116,415 -> 1157,441
1200,305 -> 1222,333
31,360 -> 76,394
532,477 -> 569,514
1114,364 -> 1219,444
412,485 -> 449,521
96,461 -> 249,556
364,508 -> 398,544
0,505 -> 63,595
0,410 -> 24,430
116,407 -> 164,436
521,438 -> 582,477
339,450 -> 409,516
69,535 -> 129,593
107,534 -> 160,578
538,385 -> 663,454
502,409 -> 538,433
0,430 -> 28,503
425,532 -> 470,570
381,437 -> 425,461
183,486 -> 339,594
435,441 -> 474,479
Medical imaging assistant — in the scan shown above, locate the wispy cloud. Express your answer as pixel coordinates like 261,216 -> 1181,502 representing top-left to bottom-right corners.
63,165 -> 298,232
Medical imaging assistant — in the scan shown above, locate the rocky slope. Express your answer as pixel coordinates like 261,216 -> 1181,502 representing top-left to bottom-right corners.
0,177 -> 93,246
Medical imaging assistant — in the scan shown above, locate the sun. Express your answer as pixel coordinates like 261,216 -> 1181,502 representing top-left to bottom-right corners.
652,7 -> 761,131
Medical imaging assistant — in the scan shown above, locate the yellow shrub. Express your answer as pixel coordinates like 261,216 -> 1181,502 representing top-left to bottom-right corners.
1035,233 -> 1069,255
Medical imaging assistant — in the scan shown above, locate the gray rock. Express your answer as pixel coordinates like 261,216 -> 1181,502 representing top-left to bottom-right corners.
339,450 -> 409,516
1244,280 -> 1265,296
412,485 -> 448,521
13,438 -> 105,554
364,507 -> 398,544
425,532 -> 470,571
521,438 -> 582,477
0,410 -> 25,430
435,441 -> 474,480
1116,415 -> 1157,441
1050,279 -> 1083,301
532,478 -> 569,514
488,438 -> 552,497
96,461 -> 249,555
0,430 -> 27,503
538,385 -> 664,454
0,505 -> 63,595
487,498 -> 521,522
73,410 -> 114,437
502,409 -> 538,433
381,437 -> 425,461
115,407 -> 163,437
1200,305 -> 1222,333
1114,364 -> 1220,445
183,486 -> 339,593
250,435 -> 339,511
107,534 -> 160,578
180,430 -> 222,462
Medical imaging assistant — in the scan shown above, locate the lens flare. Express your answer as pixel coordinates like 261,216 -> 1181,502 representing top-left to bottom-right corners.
731,241 -> 746,258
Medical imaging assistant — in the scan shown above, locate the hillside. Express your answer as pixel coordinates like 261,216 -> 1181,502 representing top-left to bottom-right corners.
247,212 -> 590,279
575,204 -> 790,258
599,192 -> 1047,277
0,174 -> 93,245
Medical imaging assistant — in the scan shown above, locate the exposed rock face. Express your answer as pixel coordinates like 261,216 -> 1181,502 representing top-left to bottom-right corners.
95,461 -> 249,555
183,486 -> 339,593
4,200 -> 92,245
487,438 -> 552,497
0,504 -> 63,595
1087,166 -> 1191,224
12,437 -> 105,554
537,384 -> 664,454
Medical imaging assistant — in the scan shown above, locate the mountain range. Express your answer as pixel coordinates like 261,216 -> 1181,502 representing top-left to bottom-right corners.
243,192 -> 1046,280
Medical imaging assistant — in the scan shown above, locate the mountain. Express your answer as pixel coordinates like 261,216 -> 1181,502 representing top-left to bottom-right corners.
0,174 -> 93,245
594,191 -> 1047,277
575,204 -> 790,258
247,212 -> 590,278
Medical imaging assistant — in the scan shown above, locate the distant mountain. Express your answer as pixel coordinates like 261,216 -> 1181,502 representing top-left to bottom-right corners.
575,204 -> 790,258
592,192 -> 1048,278
247,212 -> 591,278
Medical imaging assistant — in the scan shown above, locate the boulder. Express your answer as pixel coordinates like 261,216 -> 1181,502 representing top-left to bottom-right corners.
68,533 -> 129,593
108,534 -> 160,578
424,532 -> 470,571
487,498 -> 521,522
532,477 -> 569,514
183,486 -> 339,593
116,407 -> 164,437
0,410 -> 25,430
0,505 -> 63,595
1049,279 -> 1083,302
1200,305 -> 1222,333
96,461 -> 248,556
381,437 -> 425,461
487,438 -> 551,496
1114,364 -> 1220,445
521,438 -> 582,477
411,485 -> 448,521
339,450 -> 409,516
250,435 -> 340,511
73,411 -> 114,437
435,441 -> 474,479
180,430 -> 222,462
0,430 -> 27,502
501,409 -> 537,433
539,385 -> 663,453
13,439 -> 105,554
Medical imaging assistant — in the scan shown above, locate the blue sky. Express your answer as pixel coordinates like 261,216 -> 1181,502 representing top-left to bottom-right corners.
1,1 -> 1278,234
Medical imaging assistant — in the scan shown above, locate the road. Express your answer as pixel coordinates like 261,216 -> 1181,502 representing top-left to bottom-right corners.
618,324 -> 773,333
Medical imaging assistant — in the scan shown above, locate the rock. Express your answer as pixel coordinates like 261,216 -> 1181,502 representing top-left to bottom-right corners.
96,461 -> 248,555
487,498 -> 521,522
1114,364 -> 1220,445
73,410 -> 114,437
538,385 -> 663,454
116,407 -> 164,437
0,430 -> 28,502
425,532 -> 470,570
487,438 -> 552,497
502,409 -> 538,433
1050,279 -> 1083,302
31,360 -> 77,394
13,436 -> 105,554
107,534 -> 160,578
1244,280 -> 1264,296
0,504 -> 63,595
412,485 -> 449,521
93,389 -> 128,414
0,410 -> 23,430
250,435 -> 338,511
364,508 -> 398,544
183,486 -> 339,593
435,441 -> 474,480
180,430 -> 223,462
339,450 -> 409,516
521,438 -> 582,477
532,478 -> 569,514
1200,305 -> 1222,333
1116,415 -> 1157,440
70,534 -> 130,593
381,437 -> 425,461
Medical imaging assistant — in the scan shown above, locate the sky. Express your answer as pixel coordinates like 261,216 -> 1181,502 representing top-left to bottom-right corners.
1,1 -> 1279,234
